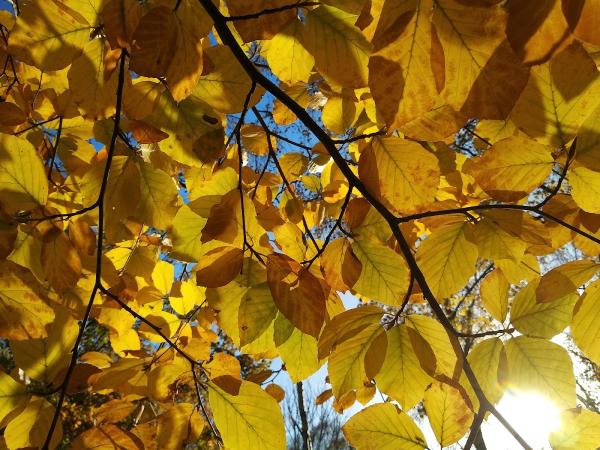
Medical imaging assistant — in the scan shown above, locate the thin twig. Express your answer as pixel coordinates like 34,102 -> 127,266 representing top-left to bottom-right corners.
253,106 -> 321,253
42,50 -> 128,450
397,204 -> 600,246
303,184 -> 353,268
225,1 -> 317,21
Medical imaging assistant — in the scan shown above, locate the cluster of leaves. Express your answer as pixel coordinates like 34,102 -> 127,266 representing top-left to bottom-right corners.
0,0 -> 599,449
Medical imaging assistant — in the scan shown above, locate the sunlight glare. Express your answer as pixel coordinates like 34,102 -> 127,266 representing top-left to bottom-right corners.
483,391 -> 561,449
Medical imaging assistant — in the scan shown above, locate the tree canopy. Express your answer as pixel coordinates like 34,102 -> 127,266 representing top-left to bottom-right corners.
0,0 -> 599,449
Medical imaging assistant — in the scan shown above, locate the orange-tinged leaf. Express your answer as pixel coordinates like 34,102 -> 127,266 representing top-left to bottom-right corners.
265,384 -> 286,402
196,246 -> 244,288
267,253 -> 327,338
0,262 -> 55,340
506,0 -> 573,65
156,403 -> 205,450
101,0 -> 143,49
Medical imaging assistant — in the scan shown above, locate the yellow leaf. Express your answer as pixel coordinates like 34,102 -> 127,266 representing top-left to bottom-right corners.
130,6 -> 177,77
368,0 -> 439,127
228,0 -> 297,42
170,205 -> 208,262
433,0 -> 528,119
278,152 -> 308,182
550,408 -> 600,450
322,95 -> 358,134
152,260 -> 174,296
342,403 -> 427,450
424,381 -> 473,447
11,306 -> 78,384
510,277 -> 577,338
170,280 -> 205,316
480,268 -> 510,323
351,237 -> 410,306
207,259 -> 277,348
473,218 -> 527,263
0,134 -> 48,213
405,314 -> 458,378
504,336 -> 576,409
0,372 -> 27,423
464,337 -> 506,407
464,135 -> 554,202
149,90 -> 224,167
358,137 -> 440,213
147,360 -> 190,402
206,352 -> 242,395
156,403 -> 205,450
0,262 -> 55,340
505,0 -> 573,65
194,45 -> 263,114
376,325 -> 432,410
266,19 -> 314,85
536,260 -> 599,303
511,42 -> 600,146
167,0 -> 212,102
569,166 -> 600,213
68,38 -> 121,120
274,314 -> 322,383
328,319 -> 387,398
8,0 -> 91,71
571,279 -> 600,365
135,161 -> 179,230
3,397 -> 62,450
238,281 -> 278,347
208,380 -> 286,450
318,305 -> 384,359
301,5 -> 372,88
41,226 -> 82,293
416,220 -> 478,299
71,424 -> 144,449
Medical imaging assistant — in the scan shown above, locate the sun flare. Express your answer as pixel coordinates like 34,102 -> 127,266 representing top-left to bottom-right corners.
484,391 -> 562,449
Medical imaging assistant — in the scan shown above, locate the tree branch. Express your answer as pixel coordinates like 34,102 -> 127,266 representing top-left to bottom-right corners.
397,204 -> 600,246
296,381 -> 312,450
196,2 -> 532,447
224,2 -> 317,21
42,50 -> 127,450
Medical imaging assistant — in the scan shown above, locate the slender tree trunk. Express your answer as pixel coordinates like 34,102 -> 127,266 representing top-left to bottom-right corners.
296,381 -> 312,450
